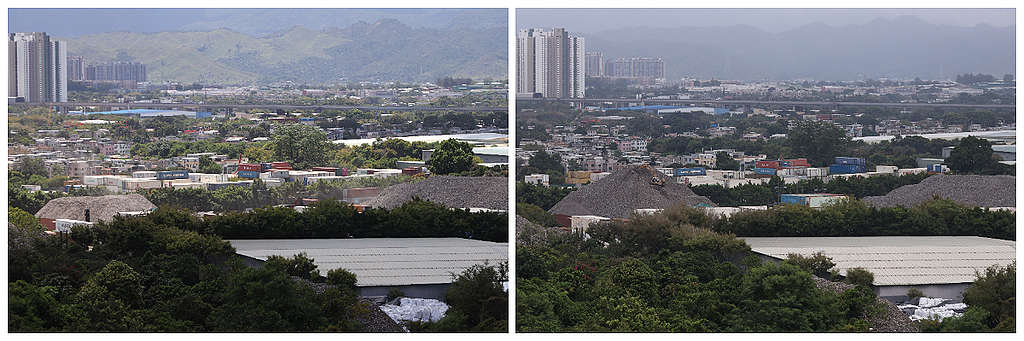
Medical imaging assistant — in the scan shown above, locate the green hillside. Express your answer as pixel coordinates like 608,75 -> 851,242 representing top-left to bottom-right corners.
62,19 -> 507,85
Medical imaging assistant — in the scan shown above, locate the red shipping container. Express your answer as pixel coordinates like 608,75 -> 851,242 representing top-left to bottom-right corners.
785,158 -> 811,167
238,163 -> 261,171
271,162 -> 293,170
312,167 -> 338,172
755,161 -> 780,169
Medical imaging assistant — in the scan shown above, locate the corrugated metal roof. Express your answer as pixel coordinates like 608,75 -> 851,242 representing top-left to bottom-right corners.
228,238 -> 507,287
742,236 -> 1015,286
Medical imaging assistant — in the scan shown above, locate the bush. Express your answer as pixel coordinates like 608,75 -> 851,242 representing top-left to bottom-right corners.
386,288 -> 405,301
785,252 -> 836,278
843,268 -> 875,288
326,269 -> 358,292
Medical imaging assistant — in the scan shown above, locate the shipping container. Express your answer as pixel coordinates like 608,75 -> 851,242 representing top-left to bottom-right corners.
674,167 -> 707,176
238,163 -> 261,172
156,170 -> 189,180
786,158 -> 811,167
132,171 -> 157,178
829,164 -> 865,174
779,194 -> 809,205
339,168 -> 350,176
402,167 -> 422,176
834,157 -> 866,166
754,167 -> 777,175
875,165 -> 898,173
755,161 -> 780,169
237,170 -> 261,178
260,163 -> 273,171
312,167 -> 339,173
271,162 -> 293,170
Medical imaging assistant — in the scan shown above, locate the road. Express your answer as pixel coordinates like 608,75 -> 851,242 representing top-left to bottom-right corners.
517,97 -> 1016,109
15,101 -> 508,112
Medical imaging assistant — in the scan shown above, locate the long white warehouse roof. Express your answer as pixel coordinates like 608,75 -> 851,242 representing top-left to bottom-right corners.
228,238 -> 507,287
743,236 -> 1015,286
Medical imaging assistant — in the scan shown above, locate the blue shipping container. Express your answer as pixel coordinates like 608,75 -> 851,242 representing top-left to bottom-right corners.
834,157 -> 866,166
237,170 -> 260,178
928,164 -> 945,172
754,167 -> 777,175
156,170 -> 189,180
829,164 -> 865,174
780,194 -> 808,205
674,167 -> 706,176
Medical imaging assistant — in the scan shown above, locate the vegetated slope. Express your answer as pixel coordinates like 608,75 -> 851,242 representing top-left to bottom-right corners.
585,16 -> 1014,80
64,19 -> 507,84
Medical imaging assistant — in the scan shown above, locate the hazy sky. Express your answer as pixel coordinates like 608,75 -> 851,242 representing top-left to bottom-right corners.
8,8 -> 505,37
517,8 -> 1015,33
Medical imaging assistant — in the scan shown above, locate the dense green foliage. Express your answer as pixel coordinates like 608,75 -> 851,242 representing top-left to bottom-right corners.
921,263 -> 1016,332
409,263 -> 509,332
427,139 -> 477,175
334,138 -> 438,169
519,150 -> 566,184
787,121 -> 853,166
272,124 -> 333,170
131,140 -> 250,159
516,206 -> 883,332
946,136 -> 1014,175
691,173 -> 932,206
141,176 -> 414,212
516,182 -> 575,211
713,198 -> 1015,240
8,216 -> 369,331
142,199 -> 508,242
516,202 -> 558,227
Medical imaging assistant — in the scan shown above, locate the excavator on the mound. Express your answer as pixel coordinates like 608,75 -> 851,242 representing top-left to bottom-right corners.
644,165 -> 665,187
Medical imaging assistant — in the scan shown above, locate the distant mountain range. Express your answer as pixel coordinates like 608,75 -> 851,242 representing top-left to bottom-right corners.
583,16 -> 1015,81
62,18 -> 507,84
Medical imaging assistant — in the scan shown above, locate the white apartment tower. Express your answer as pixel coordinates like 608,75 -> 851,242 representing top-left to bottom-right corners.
517,28 -> 586,98
9,32 -> 67,102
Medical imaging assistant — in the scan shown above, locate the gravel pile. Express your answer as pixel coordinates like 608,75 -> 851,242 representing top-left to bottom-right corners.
863,174 -> 1015,208
549,165 -> 715,219
811,277 -> 919,332
365,176 -> 508,210
515,215 -> 566,246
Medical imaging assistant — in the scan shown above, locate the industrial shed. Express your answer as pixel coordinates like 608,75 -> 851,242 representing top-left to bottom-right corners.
34,194 -> 156,230
228,238 -> 508,299
743,236 -> 1016,300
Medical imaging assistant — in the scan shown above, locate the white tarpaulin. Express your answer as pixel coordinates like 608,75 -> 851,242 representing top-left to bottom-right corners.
380,298 -> 449,324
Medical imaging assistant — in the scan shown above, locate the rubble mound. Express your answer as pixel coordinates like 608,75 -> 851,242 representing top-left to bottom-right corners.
811,277 -> 919,332
549,165 -> 715,219
366,176 -> 508,210
863,174 -> 1015,208
515,215 -> 566,246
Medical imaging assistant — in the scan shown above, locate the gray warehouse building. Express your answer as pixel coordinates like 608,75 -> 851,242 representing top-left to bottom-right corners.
743,236 -> 1015,300
229,238 -> 507,299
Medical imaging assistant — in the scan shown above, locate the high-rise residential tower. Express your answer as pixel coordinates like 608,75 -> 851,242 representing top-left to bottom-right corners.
9,32 -> 67,102
585,52 -> 604,77
516,28 -> 586,98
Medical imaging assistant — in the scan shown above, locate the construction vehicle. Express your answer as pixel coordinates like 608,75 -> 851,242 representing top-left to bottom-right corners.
645,165 -> 665,187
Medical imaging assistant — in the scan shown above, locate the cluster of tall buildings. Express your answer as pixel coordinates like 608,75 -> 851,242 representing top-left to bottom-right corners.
516,28 -> 586,98
8,32 -> 68,103
67,58 -> 147,82
586,52 -> 666,80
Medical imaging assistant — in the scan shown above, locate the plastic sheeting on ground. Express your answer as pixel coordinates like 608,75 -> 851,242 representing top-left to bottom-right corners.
380,297 -> 450,324
897,297 -> 967,322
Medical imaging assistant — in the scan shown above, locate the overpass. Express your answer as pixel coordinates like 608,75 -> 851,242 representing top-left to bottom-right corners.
13,101 -> 508,113
517,97 -> 1016,110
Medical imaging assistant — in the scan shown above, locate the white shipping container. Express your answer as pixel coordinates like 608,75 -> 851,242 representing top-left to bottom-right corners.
570,215 -> 610,235
589,172 -> 610,182
171,182 -> 206,189
875,165 -> 898,173
83,175 -> 104,186
806,167 -> 828,177
55,219 -> 93,233
898,168 -> 927,175
133,171 -> 157,178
